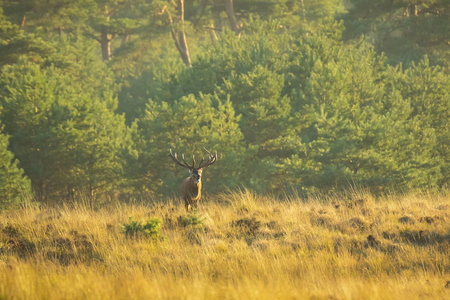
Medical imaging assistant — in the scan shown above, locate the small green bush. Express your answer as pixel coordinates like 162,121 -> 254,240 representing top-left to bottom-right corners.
120,217 -> 143,239
142,218 -> 164,241
120,217 -> 164,241
178,210 -> 205,230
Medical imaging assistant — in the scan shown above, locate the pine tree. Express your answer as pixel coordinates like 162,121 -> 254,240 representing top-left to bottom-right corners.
133,93 -> 245,197
383,57 -> 449,188
0,129 -> 31,207
281,32 -> 447,192
0,51 -> 128,203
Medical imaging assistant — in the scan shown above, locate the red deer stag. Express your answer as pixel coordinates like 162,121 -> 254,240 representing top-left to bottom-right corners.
169,148 -> 217,212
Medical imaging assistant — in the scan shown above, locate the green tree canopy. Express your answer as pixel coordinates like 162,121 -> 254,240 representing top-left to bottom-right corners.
0,128 -> 31,207
0,50 -> 129,202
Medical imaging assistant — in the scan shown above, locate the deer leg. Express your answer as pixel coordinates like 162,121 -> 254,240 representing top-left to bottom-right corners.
183,197 -> 188,211
184,197 -> 193,212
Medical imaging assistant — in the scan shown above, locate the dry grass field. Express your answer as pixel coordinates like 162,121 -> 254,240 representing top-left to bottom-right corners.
0,189 -> 449,299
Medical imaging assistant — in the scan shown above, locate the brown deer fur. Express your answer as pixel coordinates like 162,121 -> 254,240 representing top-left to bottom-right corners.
181,170 -> 202,211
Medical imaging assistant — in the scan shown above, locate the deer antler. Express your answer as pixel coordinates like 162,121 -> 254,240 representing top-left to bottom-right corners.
197,148 -> 217,169
169,149 -> 194,169
170,148 -> 217,170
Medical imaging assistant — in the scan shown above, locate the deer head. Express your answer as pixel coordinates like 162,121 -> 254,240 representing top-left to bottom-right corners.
169,148 -> 217,211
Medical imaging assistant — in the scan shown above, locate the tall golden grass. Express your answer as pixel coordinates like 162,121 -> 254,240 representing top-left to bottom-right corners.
0,189 -> 449,299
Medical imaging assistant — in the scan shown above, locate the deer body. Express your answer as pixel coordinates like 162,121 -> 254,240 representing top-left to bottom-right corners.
182,174 -> 201,211
170,149 -> 216,212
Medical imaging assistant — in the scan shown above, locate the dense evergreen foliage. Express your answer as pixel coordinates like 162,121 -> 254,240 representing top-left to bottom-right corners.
0,127 -> 31,207
0,0 -> 448,205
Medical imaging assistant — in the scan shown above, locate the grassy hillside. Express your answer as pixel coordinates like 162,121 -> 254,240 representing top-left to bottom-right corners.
0,190 -> 449,299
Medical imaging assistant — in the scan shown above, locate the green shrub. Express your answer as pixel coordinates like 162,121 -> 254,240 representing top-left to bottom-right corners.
178,210 -> 205,230
120,217 -> 143,239
120,217 -> 165,241
142,218 -> 164,241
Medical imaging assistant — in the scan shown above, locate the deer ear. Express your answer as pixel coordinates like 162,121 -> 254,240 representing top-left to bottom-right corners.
198,169 -> 203,174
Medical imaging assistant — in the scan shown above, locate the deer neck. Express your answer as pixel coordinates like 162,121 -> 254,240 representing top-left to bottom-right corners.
184,177 -> 201,198
190,178 -> 201,192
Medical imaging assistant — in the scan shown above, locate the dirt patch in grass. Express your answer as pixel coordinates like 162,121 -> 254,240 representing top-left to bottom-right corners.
1,224 -> 36,258
46,230 -> 100,265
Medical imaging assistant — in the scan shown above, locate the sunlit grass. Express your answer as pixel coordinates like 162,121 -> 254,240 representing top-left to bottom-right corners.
0,189 -> 449,299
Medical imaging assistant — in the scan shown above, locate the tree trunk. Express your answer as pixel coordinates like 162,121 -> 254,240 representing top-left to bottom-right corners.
299,0 -> 306,22
100,27 -> 112,61
209,20 -> 218,41
176,0 -> 191,67
121,34 -> 130,48
34,181 -> 45,204
224,0 -> 240,36
210,11 -> 223,41
21,15 -> 26,29
160,0 -> 191,66
215,11 -> 223,32
164,0 -> 191,67
100,4 -> 113,61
